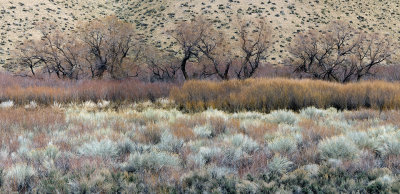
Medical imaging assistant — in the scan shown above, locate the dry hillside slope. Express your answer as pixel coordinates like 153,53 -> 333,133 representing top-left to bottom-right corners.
1,0 -> 399,67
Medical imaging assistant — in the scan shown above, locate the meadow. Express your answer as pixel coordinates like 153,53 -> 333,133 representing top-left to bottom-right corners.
0,76 -> 400,192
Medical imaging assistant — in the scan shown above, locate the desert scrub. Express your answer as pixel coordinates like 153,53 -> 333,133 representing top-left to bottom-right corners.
318,136 -> 359,160
77,139 -> 118,158
223,134 -> 259,154
268,135 -> 298,154
268,110 -> 299,125
5,164 -> 36,192
300,106 -> 329,119
268,156 -> 293,175
123,151 -> 181,172
0,102 -> 399,192
157,131 -> 184,153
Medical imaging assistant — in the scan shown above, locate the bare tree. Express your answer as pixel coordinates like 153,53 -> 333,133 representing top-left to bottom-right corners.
144,46 -> 180,82
37,27 -> 87,79
289,21 -> 394,82
233,19 -> 272,79
169,17 -> 210,80
197,25 -> 233,80
11,40 -> 46,77
79,16 -> 141,79
196,18 -> 272,80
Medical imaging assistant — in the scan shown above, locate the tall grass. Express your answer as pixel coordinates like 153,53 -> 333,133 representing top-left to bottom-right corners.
0,73 -> 173,105
171,78 -> 400,112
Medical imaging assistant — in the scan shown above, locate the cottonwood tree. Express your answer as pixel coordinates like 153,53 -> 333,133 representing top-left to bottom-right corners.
11,40 -> 46,77
13,23 -> 86,79
289,21 -> 393,82
196,18 -> 272,80
41,29 -> 86,79
143,46 -> 180,82
169,17 -> 211,80
233,19 -> 272,79
197,25 -> 234,80
12,16 -> 142,80
79,16 -> 141,79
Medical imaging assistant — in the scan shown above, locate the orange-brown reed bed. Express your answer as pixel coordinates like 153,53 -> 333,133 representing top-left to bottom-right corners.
171,78 -> 400,112
3,72 -> 400,112
0,73 -> 174,104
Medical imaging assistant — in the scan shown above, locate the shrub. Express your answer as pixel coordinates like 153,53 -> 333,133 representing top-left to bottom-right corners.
300,107 -> 328,119
318,136 -> 359,160
0,100 -> 14,109
268,136 -> 298,154
268,110 -> 299,125
193,125 -> 213,138
77,139 -> 118,158
157,131 -> 184,153
379,135 -> 400,157
6,164 -> 36,192
0,74 -> 173,105
123,151 -> 181,172
346,131 -> 375,150
268,156 -> 293,175
224,134 -> 259,154
117,138 -> 137,155
188,147 -> 222,167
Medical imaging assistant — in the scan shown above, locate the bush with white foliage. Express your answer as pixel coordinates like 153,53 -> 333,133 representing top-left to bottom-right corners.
318,136 -> 359,160
157,131 -> 184,153
268,110 -> 298,125
77,139 -> 118,158
6,164 -> 36,192
123,151 -> 181,172
268,156 -> 293,175
224,134 -> 259,154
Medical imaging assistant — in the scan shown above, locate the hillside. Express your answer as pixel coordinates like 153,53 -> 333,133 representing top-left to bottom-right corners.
1,0 -> 400,67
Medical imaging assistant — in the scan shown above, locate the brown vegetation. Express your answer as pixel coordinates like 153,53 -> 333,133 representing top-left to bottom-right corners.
171,78 -> 400,112
0,73 -> 172,105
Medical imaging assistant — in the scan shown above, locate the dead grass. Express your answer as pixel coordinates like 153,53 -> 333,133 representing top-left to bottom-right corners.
0,73 -> 173,104
172,78 -> 400,112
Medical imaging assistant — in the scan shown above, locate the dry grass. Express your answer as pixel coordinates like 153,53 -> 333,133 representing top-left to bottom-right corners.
0,73 -> 173,105
172,78 -> 400,112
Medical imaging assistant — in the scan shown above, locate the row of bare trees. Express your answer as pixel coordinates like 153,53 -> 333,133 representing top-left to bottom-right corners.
289,21 -> 395,83
9,16 -> 272,81
8,16 -> 396,82
11,16 -> 141,80
161,17 -> 272,80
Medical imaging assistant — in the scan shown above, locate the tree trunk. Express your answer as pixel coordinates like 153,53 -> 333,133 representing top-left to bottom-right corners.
181,54 -> 191,80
